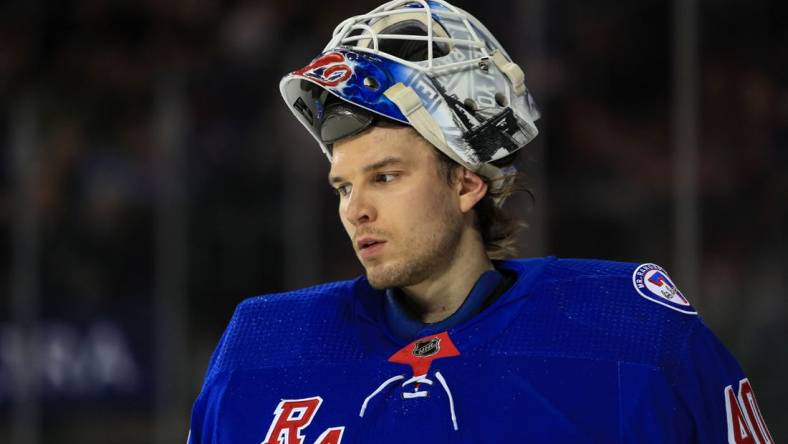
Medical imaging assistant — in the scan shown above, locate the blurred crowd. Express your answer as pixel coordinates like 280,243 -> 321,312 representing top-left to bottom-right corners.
0,0 -> 785,442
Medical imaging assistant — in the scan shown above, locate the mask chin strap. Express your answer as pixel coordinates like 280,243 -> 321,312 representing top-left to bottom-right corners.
384,82 -> 515,203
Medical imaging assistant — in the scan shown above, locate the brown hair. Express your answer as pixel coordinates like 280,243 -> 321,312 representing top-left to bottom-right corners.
370,119 -> 527,259
433,150 -> 526,260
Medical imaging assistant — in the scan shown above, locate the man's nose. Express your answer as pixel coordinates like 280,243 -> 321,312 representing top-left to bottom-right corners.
344,186 -> 376,226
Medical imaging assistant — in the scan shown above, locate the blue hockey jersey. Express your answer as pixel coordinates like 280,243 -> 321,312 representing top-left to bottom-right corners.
188,257 -> 773,443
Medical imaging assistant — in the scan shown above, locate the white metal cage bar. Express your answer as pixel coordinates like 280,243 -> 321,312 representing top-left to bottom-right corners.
325,0 -> 489,73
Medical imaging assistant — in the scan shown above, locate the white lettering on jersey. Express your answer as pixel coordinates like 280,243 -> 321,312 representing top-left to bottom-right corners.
262,396 -> 344,444
724,378 -> 773,444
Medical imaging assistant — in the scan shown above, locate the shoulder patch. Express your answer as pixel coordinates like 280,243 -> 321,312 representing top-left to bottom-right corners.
632,263 -> 697,315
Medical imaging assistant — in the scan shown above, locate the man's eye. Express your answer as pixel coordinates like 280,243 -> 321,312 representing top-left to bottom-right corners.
335,184 -> 351,197
375,173 -> 398,183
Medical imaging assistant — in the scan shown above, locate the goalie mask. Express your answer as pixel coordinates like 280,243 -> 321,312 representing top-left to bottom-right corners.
279,0 -> 540,189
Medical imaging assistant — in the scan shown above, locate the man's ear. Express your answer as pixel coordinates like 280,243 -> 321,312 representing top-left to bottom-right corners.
457,168 -> 488,213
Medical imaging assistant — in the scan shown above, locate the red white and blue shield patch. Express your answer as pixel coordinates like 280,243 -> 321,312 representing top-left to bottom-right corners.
632,263 -> 696,314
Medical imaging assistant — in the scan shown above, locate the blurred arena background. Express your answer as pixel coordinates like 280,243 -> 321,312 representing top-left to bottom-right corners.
0,0 -> 785,442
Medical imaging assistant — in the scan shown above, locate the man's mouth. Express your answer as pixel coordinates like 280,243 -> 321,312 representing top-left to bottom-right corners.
356,237 -> 386,258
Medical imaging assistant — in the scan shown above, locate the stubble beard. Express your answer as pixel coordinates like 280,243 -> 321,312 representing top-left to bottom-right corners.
363,218 -> 464,290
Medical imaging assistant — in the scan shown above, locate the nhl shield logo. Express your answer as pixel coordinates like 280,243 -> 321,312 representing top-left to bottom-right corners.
412,338 -> 441,358
389,332 -> 460,377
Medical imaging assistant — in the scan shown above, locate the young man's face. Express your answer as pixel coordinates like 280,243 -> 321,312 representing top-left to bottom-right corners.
328,124 -> 465,289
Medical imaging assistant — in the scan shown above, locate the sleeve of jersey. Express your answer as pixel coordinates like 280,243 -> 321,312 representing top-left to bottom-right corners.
188,372 -> 231,444
187,306 -> 237,444
669,320 -> 773,444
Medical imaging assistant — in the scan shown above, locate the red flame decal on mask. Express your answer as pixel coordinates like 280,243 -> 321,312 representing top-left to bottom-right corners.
293,52 -> 352,87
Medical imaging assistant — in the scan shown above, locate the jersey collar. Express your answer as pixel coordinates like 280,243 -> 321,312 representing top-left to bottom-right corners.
352,257 -> 556,350
383,269 -> 505,342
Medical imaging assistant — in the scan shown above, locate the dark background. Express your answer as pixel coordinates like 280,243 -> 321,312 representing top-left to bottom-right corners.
0,0 -> 785,442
